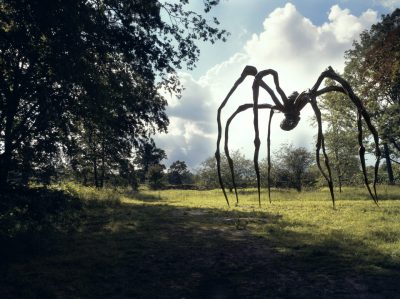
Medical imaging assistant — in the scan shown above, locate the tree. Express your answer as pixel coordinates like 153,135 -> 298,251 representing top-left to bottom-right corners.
323,129 -> 362,187
273,144 -> 314,191
65,96 -> 140,188
196,150 -> 254,189
196,156 -> 220,189
147,164 -> 165,190
317,81 -> 362,189
134,140 -> 167,183
228,151 -> 255,189
167,160 -> 192,185
117,158 -> 139,191
0,0 -> 228,188
344,8 -> 400,184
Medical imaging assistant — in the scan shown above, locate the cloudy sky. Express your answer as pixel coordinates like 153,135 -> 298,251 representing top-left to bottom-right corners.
155,0 -> 398,169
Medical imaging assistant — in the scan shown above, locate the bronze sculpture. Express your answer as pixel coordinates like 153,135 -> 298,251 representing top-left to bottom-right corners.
216,66 -> 381,208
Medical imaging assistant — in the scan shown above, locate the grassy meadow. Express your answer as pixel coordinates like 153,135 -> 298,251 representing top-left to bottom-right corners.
1,184 -> 400,298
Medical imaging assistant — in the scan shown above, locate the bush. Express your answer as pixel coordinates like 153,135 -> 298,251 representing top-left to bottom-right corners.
146,164 -> 166,190
0,186 -> 83,258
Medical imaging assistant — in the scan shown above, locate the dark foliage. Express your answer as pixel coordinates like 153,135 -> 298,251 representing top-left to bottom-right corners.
0,0 -> 227,188
0,186 -> 82,260
274,144 -> 316,191
167,160 -> 193,185
134,139 -> 167,183
147,163 -> 165,190
345,8 -> 400,183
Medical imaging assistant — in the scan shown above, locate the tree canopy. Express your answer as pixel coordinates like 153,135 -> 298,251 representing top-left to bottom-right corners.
344,8 -> 400,183
0,0 -> 228,187
167,160 -> 192,185
272,144 -> 315,191
317,79 -> 362,188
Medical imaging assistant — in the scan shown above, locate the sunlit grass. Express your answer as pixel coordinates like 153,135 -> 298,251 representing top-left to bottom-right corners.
58,182 -> 122,207
120,185 -> 400,267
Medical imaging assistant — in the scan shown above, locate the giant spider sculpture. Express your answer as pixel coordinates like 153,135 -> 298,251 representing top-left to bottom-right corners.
216,66 -> 381,208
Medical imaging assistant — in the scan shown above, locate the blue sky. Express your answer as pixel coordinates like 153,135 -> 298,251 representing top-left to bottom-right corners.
156,1 -> 398,169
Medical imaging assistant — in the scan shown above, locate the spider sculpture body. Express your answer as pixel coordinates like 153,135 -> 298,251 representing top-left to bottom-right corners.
216,66 -> 381,208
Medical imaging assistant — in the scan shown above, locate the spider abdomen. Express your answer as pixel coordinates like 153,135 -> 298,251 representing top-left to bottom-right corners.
280,113 -> 301,131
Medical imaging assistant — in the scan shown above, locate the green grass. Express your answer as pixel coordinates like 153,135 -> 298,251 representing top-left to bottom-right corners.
2,183 -> 400,298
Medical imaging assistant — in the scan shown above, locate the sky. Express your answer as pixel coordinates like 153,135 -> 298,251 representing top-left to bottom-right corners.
155,0 -> 399,170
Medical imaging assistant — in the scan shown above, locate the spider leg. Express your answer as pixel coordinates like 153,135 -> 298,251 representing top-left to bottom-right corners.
267,109 -> 274,203
293,91 -> 309,111
252,80 -> 262,207
225,104 -> 253,205
310,97 -> 336,208
252,70 -> 286,207
224,103 -> 275,205
216,66 -> 258,207
312,68 -> 381,203
357,111 -> 379,205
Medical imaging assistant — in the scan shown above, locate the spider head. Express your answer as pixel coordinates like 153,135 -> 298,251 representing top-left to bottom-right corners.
280,112 -> 300,131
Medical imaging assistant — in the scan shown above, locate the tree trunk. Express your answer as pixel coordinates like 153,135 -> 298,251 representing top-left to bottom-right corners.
88,126 -> 99,188
93,157 -> 99,188
384,143 -> 394,185
83,172 -> 88,186
0,152 -> 12,190
0,119 -> 16,188
100,140 -> 105,188
334,149 -> 342,193
0,92 -> 19,189
296,172 -> 302,192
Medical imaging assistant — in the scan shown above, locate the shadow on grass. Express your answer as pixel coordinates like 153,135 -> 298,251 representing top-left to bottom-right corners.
1,197 -> 400,298
128,191 -> 163,202
325,185 -> 400,201
375,189 -> 400,201
238,186 -> 400,201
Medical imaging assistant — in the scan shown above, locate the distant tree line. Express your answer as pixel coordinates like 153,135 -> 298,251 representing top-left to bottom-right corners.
196,146 -> 318,191
121,144 -> 317,191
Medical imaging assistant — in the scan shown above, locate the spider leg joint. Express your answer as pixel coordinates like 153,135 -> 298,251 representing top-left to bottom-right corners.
241,65 -> 258,77
254,138 -> 261,148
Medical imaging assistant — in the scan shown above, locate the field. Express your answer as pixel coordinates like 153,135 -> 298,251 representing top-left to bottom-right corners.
2,184 -> 400,298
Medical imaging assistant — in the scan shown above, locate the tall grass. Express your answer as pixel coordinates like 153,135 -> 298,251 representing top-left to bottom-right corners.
60,182 -> 122,207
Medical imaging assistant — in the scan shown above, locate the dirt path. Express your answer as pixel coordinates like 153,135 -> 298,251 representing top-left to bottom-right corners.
2,201 -> 399,298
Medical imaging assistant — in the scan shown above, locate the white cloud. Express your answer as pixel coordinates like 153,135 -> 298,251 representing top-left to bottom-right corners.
156,3 -> 379,168
167,73 -> 214,123
377,0 -> 400,10
322,5 -> 377,43
156,118 -> 215,169
244,3 -> 377,86
156,75 -> 216,168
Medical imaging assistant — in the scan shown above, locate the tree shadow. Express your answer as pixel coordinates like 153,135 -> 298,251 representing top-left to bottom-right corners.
1,199 -> 400,298
127,191 -> 163,202
334,185 -> 400,201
